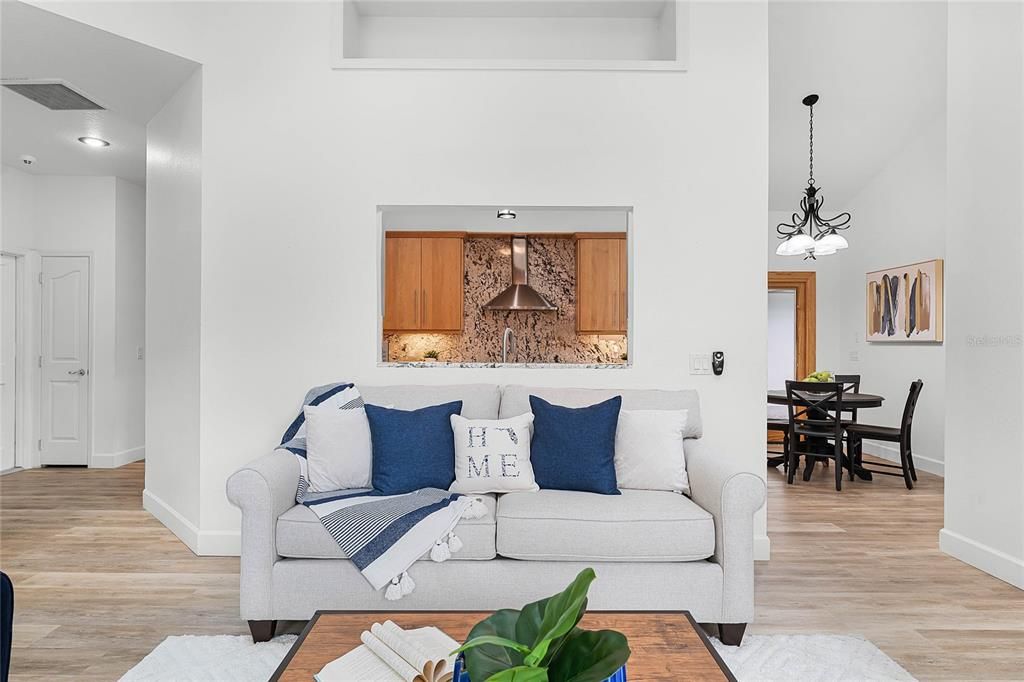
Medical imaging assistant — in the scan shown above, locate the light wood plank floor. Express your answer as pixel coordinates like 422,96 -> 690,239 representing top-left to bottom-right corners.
2,461 -> 1022,680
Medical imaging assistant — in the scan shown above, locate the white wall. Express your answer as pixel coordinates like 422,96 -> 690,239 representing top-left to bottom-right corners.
143,67 -> 203,536
941,2 -> 1024,589
0,169 -> 146,469
838,114 -> 947,474
115,178 -> 146,457
37,1 -> 771,557
767,209 -> 841,373
1,165 -> 35,251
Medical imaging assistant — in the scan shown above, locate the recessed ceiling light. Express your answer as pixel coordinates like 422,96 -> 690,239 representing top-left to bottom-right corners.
78,136 -> 109,147
497,209 -> 516,220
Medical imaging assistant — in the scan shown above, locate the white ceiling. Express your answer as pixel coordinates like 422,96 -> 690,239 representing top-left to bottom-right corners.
1,1 -> 198,184
769,2 -> 947,211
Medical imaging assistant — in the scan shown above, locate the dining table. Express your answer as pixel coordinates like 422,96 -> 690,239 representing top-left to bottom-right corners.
766,389 -> 885,481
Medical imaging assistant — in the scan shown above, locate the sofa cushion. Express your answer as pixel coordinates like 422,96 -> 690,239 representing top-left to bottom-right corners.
360,384 -> 500,419
500,386 -> 703,439
276,494 -> 498,560
496,489 -> 714,562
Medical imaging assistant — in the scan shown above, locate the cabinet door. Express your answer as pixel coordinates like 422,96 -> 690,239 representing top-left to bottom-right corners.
576,238 -> 624,334
383,236 -> 422,331
420,237 -> 464,332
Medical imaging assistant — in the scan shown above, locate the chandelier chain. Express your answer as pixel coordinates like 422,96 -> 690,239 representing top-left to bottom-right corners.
808,104 -> 814,186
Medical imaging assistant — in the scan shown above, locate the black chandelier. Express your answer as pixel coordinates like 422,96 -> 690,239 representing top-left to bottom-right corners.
776,94 -> 852,259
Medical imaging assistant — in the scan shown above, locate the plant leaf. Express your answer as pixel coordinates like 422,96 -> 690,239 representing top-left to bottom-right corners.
462,609 -> 526,681
546,629 -> 631,682
485,666 -> 549,682
523,568 -> 596,665
452,635 -> 531,656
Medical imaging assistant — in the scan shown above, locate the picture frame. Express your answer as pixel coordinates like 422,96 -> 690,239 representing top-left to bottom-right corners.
865,258 -> 943,343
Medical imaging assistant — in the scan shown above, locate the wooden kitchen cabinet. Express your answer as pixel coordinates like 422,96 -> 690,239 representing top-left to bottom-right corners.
576,235 -> 627,334
383,233 -> 464,333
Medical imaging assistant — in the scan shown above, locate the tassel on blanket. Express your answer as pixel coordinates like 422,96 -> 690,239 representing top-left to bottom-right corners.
385,576 -> 403,601
399,571 -> 416,596
430,539 -> 452,562
447,532 -> 463,553
462,496 -> 487,520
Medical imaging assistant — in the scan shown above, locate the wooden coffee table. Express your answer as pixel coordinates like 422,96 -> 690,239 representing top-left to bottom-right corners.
271,610 -> 736,681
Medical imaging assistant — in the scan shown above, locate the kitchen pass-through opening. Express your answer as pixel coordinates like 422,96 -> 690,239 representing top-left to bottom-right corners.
377,205 -> 632,367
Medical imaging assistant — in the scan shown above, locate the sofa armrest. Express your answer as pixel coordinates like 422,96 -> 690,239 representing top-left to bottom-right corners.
685,439 -> 766,623
226,451 -> 299,619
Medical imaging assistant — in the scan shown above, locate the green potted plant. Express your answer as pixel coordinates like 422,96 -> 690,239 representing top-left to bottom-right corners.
452,568 -> 630,682
423,349 -> 441,362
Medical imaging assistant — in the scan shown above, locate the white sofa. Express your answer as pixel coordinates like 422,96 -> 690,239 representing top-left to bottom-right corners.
226,384 -> 765,645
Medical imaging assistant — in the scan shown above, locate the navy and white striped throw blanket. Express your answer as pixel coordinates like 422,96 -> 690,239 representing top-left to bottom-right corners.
276,382 -> 485,600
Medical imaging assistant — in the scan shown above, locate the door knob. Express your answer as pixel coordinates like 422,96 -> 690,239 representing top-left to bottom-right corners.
67,369 -> 86,376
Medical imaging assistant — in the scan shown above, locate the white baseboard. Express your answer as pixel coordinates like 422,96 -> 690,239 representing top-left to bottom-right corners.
754,534 -> 771,561
198,530 -> 241,556
92,446 -> 145,469
939,528 -> 1024,589
143,488 -> 241,556
862,440 -> 944,477
143,488 -> 200,554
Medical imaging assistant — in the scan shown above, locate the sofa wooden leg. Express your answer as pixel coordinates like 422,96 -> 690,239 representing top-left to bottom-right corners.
718,623 -> 747,646
248,619 -> 277,642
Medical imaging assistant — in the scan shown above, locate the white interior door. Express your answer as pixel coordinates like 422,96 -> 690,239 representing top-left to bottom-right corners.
40,256 -> 90,466
1,255 -> 17,471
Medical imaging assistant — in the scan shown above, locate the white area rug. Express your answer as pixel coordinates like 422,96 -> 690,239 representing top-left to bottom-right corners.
120,632 -> 916,682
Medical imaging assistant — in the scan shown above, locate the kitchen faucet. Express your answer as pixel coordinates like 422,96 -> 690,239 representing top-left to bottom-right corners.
501,327 -> 515,363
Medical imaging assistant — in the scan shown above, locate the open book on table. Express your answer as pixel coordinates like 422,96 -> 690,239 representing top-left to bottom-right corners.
315,620 -> 460,682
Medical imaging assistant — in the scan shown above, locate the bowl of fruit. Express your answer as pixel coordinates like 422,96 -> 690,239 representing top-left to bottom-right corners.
802,370 -> 834,383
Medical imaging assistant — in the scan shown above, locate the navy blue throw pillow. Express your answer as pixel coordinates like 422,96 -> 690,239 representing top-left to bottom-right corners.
365,401 -> 463,495
529,395 -> 622,495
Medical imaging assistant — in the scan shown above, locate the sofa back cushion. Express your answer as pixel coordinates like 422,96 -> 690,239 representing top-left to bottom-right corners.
360,384 -> 500,419
500,386 -> 702,439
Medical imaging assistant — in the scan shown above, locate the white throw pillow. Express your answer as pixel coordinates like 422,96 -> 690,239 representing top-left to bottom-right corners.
304,404 -> 374,492
450,413 -> 539,494
614,409 -> 689,494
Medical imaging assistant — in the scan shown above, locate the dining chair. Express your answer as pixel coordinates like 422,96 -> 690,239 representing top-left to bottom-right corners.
766,414 -> 790,469
785,380 -> 848,491
845,380 -> 923,490
833,374 -> 862,423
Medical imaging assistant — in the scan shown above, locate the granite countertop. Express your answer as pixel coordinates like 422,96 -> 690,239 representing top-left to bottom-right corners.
379,361 -> 629,369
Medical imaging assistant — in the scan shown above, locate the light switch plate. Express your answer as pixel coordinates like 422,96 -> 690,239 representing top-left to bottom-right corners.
689,353 -> 712,375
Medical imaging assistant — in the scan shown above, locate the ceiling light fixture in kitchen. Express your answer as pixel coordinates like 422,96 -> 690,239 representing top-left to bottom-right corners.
497,209 -> 516,220
78,136 -> 110,147
775,94 -> 851,260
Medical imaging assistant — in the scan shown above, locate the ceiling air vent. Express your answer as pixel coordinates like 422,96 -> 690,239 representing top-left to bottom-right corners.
2,79 -> 104,111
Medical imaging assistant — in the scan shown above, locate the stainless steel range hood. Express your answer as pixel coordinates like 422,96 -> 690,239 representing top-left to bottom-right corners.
483,236 -> 558,311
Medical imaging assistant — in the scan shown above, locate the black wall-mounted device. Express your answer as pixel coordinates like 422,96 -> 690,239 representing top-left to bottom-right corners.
712,351 -> 725,376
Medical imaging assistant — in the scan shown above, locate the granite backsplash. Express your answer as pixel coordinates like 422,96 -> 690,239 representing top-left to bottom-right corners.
384,237 -> 627,364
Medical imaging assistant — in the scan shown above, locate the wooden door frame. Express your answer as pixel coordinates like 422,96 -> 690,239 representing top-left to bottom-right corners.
768,271 -> 816,383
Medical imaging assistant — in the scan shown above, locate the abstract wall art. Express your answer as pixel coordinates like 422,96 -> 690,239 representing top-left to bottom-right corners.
866,259 -> 943,342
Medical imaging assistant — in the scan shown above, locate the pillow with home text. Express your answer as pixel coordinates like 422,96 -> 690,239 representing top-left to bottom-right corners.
449,413 -> 538,494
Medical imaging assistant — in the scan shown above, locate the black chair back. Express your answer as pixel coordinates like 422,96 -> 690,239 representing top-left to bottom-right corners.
833,374 -> 862,421
901,380 -> 924,442
834,374 -> 861,393
785,380 -> 845,442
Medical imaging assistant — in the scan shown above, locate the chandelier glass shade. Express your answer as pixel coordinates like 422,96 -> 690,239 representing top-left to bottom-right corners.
776,94 -> 852,259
